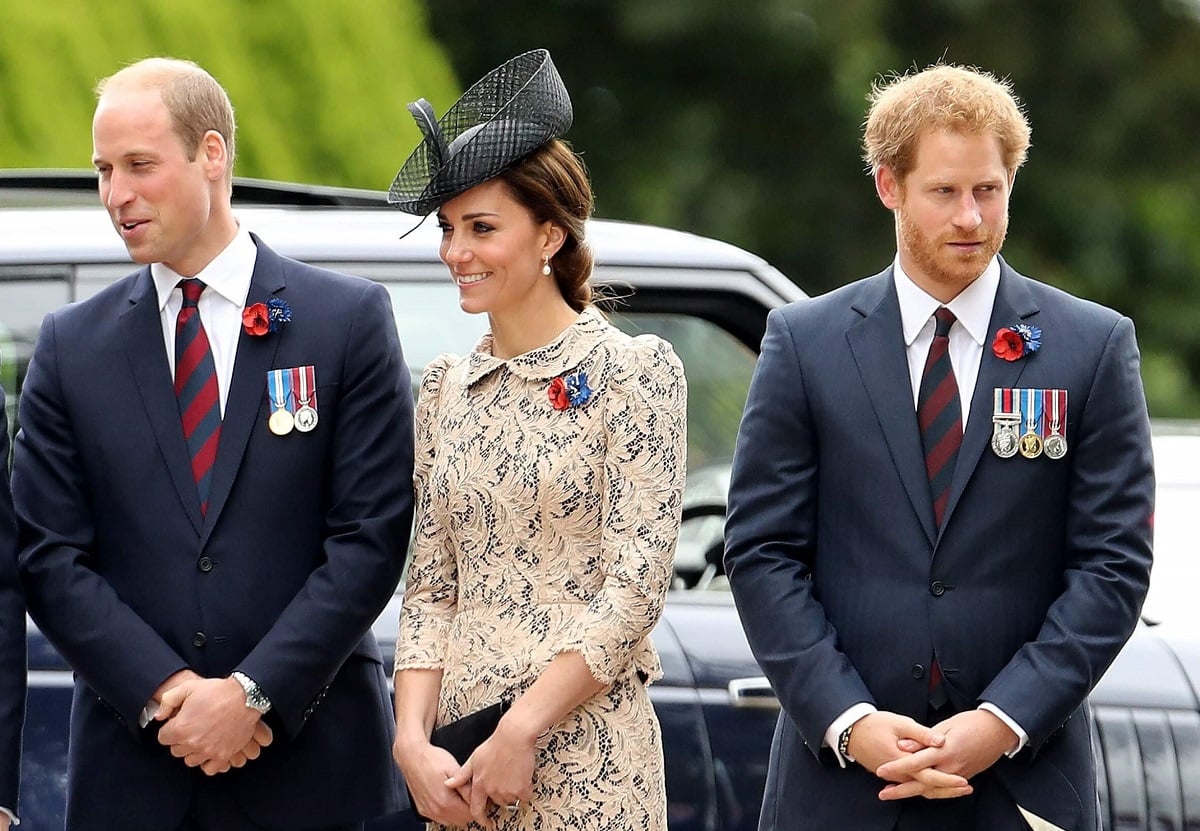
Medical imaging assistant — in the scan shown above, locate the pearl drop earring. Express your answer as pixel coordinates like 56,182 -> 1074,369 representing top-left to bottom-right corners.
542,257 -> 552,276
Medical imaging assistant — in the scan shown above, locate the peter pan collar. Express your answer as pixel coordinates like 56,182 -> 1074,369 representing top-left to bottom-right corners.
462,306 -> 608,387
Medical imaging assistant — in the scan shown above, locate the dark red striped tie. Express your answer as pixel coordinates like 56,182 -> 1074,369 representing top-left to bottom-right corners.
174,279 -> 221,515
918,307 -> 961,527
918,307 -> 960,709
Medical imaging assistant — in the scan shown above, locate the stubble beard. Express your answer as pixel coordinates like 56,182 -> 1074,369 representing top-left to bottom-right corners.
897,208 -> 1008,295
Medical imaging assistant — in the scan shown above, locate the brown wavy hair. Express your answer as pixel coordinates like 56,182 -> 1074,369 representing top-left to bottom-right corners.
499,139 -> 595,312
863,64 -> 1030,179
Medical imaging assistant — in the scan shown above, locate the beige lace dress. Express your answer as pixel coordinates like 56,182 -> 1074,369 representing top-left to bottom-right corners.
395,307 -> 687,830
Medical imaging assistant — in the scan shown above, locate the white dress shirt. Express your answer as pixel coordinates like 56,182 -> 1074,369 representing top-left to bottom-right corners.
825,256 -> 1028,764
150,225 -> 257,416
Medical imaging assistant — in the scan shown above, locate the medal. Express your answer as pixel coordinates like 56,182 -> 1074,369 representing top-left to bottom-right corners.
269,408 -> 294,435
266,369 -> 295,436
292,365 -> 319,433
1043,388 -> 1068,460
295,406 -> 317,432
1019,388 -> 1043,459
991,388 -> 1020,459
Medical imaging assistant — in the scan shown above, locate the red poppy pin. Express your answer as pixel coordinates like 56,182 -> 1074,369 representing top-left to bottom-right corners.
992,324 -> 1041,362
242,298 -> 292,336
547,371 -> 593,410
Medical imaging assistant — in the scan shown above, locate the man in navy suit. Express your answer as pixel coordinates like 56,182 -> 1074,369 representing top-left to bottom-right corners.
725,64 -> 1153,830
0,389 -> 24,831
12,58 -> 413,830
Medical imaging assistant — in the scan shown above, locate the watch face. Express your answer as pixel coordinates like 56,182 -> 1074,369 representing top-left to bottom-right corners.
234,672 -> 271,713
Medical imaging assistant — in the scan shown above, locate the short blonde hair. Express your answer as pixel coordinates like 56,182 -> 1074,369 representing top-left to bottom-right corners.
97,57 -> 237,178
862,64 -> 1030,178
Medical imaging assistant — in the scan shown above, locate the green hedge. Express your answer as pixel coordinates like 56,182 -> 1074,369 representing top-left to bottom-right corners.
0,0 -> 460,190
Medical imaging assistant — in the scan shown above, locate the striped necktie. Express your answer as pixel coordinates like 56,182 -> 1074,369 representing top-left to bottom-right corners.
918,306 -> 960,709
174,279 -> 221,514
918,307 -> 962,527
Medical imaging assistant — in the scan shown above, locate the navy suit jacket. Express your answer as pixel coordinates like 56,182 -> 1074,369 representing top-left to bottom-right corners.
725,259 -> 1154,831
12,238 -> 414,830
0,388 -> 25,817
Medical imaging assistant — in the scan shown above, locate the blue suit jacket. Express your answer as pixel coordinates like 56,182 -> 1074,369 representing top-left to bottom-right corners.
12,238 -> 414,830
0,388 -> 25,818
725,260 -> 1154,831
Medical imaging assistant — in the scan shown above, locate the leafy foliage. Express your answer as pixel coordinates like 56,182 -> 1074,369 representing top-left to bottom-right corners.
425,0 -> 1200,416
0,0 -> 459,190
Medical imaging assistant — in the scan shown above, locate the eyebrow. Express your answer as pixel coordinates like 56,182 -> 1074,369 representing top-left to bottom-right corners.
436,210 -> 502,223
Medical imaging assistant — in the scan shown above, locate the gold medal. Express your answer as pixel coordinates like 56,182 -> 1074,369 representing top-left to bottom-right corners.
1019,388 -> 1043,459
269,408 -> 294,435
1019,431 -> 1043,459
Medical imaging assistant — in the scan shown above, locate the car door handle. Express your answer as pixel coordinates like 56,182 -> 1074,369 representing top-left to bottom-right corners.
728,676 -> 780,710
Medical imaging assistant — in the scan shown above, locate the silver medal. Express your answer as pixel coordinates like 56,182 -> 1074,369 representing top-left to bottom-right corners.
294,404 -> 318,433
1044,433 -> 1067,459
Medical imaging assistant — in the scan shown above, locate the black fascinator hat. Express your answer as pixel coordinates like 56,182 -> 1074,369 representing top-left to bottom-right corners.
387,49 -> 573,216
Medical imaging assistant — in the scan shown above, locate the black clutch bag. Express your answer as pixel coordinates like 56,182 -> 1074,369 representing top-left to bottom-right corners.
407,700 -> 512,822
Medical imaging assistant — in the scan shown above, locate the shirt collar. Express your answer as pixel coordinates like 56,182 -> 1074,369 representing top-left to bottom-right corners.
462,306 -> 608,387
151,224 -> 257,311
894,255 -> 1000,348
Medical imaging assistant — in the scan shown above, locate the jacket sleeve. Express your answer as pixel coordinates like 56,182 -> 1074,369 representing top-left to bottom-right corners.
13,314 -> 189,732
0,388 -> 25,815
395,355 -> 459,673
724,308 -> 876,755
981,316 -> 1154,753
236,281 -> 415,737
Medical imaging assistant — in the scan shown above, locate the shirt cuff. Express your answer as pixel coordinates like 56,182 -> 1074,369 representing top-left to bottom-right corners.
824,702 -> 877,768
1,805 -> 19,825
979,702 -> 1027,756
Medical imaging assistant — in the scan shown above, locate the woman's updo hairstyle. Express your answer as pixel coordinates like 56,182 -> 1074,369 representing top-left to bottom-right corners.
499,139 -> 595,312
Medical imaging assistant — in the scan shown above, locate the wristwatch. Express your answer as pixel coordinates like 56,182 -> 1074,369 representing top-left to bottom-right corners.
231,671 -> 272,715
837,724 -> 854,759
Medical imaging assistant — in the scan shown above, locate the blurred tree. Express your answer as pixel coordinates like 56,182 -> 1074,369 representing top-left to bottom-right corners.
0,0 -> 459,190
424,0 -> 1200,416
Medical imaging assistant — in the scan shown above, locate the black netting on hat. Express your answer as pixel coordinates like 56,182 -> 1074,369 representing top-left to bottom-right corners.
387,49 -> 573,215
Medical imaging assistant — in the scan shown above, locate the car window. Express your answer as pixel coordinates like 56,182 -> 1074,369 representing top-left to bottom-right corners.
0,268 -> 72,442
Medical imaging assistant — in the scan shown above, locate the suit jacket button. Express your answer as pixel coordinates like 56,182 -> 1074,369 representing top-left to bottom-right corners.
197,556 -> 214,573
192,632 -> 207,648
930,581 -> 946,596
911,664 -> 926,680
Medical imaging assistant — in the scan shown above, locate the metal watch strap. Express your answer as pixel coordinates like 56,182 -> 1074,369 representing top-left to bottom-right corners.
838,724 -> 853,758
232,671 -> 272,714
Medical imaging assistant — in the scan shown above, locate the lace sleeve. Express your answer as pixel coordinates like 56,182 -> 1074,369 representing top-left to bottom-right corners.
395,354 -> 459,674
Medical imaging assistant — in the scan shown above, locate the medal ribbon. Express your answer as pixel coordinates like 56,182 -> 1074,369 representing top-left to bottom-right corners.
267,369 -> 294,415
1023,388 -> 1043,436
1045,389 -> 1066,438
293,365 -> 317,409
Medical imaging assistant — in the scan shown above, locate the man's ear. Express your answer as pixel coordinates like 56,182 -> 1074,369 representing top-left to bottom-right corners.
875,166 -> 903,210
199,130 -> 228,181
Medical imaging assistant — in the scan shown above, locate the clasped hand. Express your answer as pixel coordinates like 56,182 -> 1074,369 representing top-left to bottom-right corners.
153,670 -> 273,776
849,710 -> 1015,801
395,722 -> 535,829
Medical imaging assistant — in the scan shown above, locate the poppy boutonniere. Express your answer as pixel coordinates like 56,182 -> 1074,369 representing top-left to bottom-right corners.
243,298 -> 292,336
992,324 -> 1041,362
548,371 -> 593,410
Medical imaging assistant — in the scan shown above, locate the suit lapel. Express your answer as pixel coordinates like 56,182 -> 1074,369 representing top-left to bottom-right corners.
120,269 -> 204,533
200,238 -> 286,543
847,271 -> 938,547
941,262 -> 1040,530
